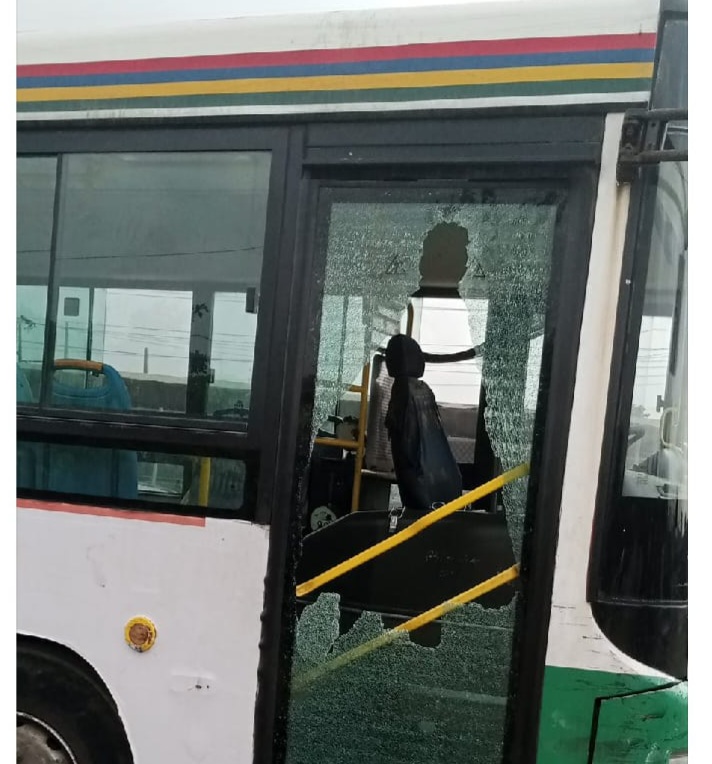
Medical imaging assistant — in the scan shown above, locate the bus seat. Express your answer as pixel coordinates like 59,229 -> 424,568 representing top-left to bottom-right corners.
17,365 -> 39,491
45,361 -> 138,500
365,352 -> 478,480
385,335 -> 462,511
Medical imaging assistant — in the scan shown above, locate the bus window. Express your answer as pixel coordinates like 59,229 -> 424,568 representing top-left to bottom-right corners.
288,183 -> 563,763
16,438 -> 252,513
17,156 -> 56,391
418,297 -> 484,406
16,151 -> 271,423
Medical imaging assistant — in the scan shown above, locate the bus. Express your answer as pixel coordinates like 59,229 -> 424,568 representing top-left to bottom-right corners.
16,0 -> 688,762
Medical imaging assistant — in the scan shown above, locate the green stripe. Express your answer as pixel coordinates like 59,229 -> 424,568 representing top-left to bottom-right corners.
17,77 -> 651,113
538,665 -> 687,763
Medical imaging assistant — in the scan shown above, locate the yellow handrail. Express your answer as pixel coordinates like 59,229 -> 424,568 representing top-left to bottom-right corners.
292,564 -> 520,693
198,458 -> 211,507
350,362 -> 370,512
313,362 -> 371,512
314,438 -> 359,450
296,462 -> 528,597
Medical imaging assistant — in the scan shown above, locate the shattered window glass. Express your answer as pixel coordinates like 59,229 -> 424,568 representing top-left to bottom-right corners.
311,199 -> 426,438
289,186 -> 563,764
287,594 -> 517,764
457,203 -> 557,560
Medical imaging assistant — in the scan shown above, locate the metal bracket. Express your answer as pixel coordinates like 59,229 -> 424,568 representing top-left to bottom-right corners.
616,108 -> 688,183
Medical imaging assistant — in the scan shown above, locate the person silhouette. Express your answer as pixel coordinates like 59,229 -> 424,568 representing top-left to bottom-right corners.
409,221 -> 483,364
418,221 -> 469,297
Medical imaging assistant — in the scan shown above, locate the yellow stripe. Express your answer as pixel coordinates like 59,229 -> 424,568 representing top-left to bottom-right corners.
295,462 -> 528,598
18,62 -> 652,103
291,564 -> 519,693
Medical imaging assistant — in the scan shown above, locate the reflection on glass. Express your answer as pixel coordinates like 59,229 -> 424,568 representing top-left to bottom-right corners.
16,151 -> 271,424
17,156 -> 57,398
17,438 -> 247,512
623,159 -> 687,502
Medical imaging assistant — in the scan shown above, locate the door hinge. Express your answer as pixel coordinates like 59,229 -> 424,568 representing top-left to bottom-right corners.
617,108 -> 688,183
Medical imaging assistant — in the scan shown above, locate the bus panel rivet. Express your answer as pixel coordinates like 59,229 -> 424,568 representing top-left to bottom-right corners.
124,616 -> 157,653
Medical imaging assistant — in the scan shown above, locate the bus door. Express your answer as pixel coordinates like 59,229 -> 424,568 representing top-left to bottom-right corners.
279,157 -> 597,764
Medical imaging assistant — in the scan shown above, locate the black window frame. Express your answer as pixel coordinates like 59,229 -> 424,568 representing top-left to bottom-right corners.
17,125 -> 294,522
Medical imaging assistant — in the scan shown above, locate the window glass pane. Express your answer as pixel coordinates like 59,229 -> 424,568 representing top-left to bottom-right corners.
17,156 -> 56,399
419,298 -> 483,406
17,438 -> 250,513
592,155 -> 688,616
289,186 -> 562,764
43,151 -> 270,422
652,19 -> 688,110
207,292 -> 258,423
623,160 -> 687,505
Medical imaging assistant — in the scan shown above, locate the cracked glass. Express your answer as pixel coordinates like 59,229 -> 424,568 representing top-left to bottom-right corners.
287,185 -> 563,764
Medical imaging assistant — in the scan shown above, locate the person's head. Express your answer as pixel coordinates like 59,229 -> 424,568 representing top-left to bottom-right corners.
418,222 -> 468,291
385,334 -> 425,379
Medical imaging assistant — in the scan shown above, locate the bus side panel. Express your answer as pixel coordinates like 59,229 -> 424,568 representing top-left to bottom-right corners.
17,503 -> 270,764
538,665 -> 687,762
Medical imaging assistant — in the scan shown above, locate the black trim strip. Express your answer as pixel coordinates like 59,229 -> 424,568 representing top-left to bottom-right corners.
17,126 -> 284,154
18,412 -> 255,458
252,126 -> 313,764
305,142 -> 601,166
504,165 -> 599,763
17,405 -> 252,439
38,156 -> 63,406
16,102 -> 646,133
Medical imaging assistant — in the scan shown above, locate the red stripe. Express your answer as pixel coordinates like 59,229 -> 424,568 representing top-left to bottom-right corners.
18,33 -> 656,77
17,498 -> 206,526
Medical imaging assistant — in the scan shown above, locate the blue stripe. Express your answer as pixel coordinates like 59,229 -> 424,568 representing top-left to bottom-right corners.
18,48 -> 654,89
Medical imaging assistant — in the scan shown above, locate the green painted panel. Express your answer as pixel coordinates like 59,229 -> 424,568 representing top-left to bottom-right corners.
592,682 -> 688,763
538,665 -> 687,763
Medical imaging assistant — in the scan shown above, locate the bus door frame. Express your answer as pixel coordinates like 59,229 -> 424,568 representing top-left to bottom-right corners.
257,113 -> 603,764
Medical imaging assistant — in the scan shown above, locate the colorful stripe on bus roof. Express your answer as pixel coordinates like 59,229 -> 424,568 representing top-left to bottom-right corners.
17,32 -> 656,117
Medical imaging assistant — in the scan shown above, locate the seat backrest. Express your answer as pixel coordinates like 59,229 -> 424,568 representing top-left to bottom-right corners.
384,335 -> 462,511
364,353 -> 395,473
44,361 -> 138,500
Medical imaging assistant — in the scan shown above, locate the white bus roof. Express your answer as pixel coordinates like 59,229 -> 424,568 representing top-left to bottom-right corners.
17,0 -> 660,120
